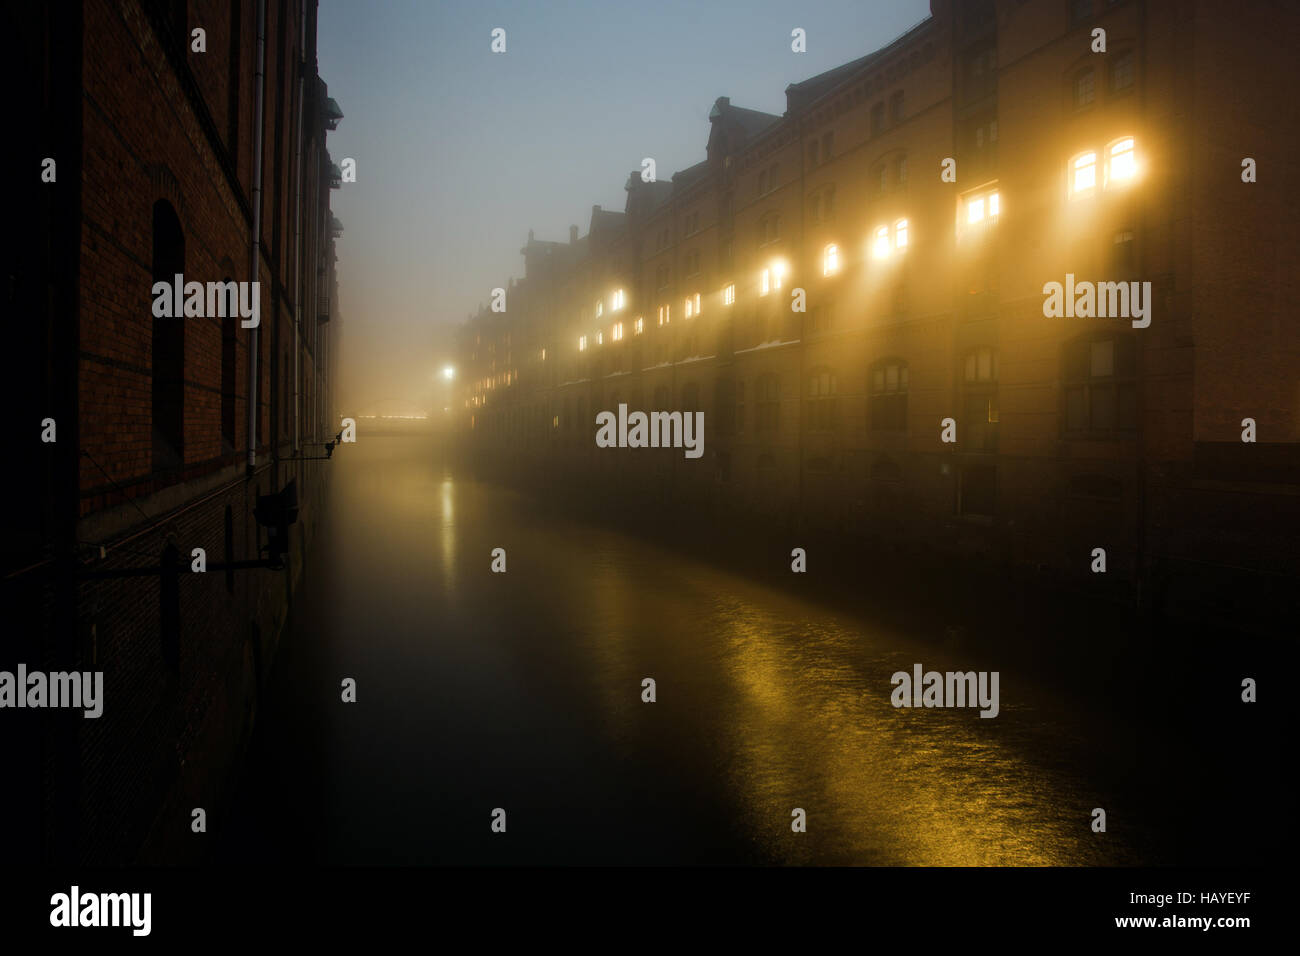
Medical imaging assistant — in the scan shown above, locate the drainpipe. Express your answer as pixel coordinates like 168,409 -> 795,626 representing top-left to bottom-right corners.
247,0 -> 267,475
293,0 -> 306,455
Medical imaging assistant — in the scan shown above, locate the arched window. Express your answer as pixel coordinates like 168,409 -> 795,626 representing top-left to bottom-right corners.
823,243 -> 840,276
152,200 -> 185,473
806,368 -> 837,431
870,359 -> 908,431
1070,150 -> 1097,197
220,290 -> 237,454
1105,137 -> 1136,187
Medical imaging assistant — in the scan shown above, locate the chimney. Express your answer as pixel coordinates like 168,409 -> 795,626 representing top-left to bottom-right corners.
569,225 -> 578,244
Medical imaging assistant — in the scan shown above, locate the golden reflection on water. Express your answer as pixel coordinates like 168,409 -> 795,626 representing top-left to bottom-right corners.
711,597 -> 1097,865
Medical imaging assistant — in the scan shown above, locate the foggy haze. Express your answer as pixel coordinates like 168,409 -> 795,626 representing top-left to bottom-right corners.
317,0 -> 930,418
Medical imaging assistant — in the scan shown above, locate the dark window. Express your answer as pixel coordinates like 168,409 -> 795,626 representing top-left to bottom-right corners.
1074,69 -> 1095,109
962,347 -> 999,452
1070,0 -> 1093,26
870,360 -> 908,431
870,102 -> 885,136
1111,229 -> 1136,275
1064,335 -> 1137,436
756,373 -> 780,432
221,305 -> 237,454
1069,474 -> 1123,499
822,130 -> 833,160
151,200 -> 186,474
1109,50 -> 1134,92
960,464 -> 997,516
889,91 -> 904,123
806,369 -> 837,431
715,379 -> 737,436
871,456 -> 902,481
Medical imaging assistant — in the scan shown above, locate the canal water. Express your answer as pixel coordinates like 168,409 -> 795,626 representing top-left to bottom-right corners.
219,433 -> 1271,865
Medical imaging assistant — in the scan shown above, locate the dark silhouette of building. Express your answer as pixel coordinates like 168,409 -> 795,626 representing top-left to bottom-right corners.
4,0 -> 342,863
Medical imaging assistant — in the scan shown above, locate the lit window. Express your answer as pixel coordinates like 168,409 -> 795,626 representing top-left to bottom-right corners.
684,296 -> 694,318
541,348 -> 546,360
634,316 -> 644,334
724,283 -> 736,305
694,292 -> 701,315
612,288 -> 625,310
761,269 -> 771,295
823,243 -> 839,275
1107,137 -> 1136,185
613,321 -> 623,341
665,304 -> 671,323
579,335 -> 587,351
872,226 -> 891,259
772,262 -> 785,290
596,330 -> 603,345
894,218 -> 909,249
961,188 -> 1000,234
1072,151 -> 1097,195
596,300 -> 604,317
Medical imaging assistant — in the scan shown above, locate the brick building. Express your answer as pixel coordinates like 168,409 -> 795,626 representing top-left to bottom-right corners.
455,0 -> 1298,628
4,0 -> 342,863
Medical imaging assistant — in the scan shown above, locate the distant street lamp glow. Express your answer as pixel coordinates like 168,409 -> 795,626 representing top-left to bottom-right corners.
443,366 -> 455,380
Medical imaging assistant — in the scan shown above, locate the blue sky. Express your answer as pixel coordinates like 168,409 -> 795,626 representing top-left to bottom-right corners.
318,0 -> 931,414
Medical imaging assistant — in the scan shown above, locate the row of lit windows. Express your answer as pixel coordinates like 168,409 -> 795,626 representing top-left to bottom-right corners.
566,140 -> 1135,353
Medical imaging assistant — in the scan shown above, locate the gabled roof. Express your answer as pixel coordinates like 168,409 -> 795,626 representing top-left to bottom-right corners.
784,15 -> 933,113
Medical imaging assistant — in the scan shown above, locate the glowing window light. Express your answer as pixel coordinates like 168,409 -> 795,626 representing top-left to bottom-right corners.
634,317 -> 644,334
895,219 -> 909,249
1108,137 -> 1136,184
761,269 -> 771,295
612,288 -> 625,310
694,292 -> 701,315
772,261 -> 786,290
658,306 -> 665,326
989,191 -> 1000,216
724,283 -> 735,305
823,243 -> 839,275
967,198 -> 984,224
1073,152 -> 1097,194
596,300 -> 603,317
613,321 -> 623,341
578,335 -> 587,351
597,330 -> 604,345
872,226 -> 891,258
684,296 -> 694,318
